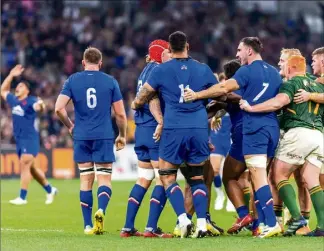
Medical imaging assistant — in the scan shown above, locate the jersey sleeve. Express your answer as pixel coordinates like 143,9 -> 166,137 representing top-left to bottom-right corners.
60,77 -> 72,97
146,66 -> 162,91
6,93 -> 19,108
29,96 -> 38,111
279,80 -> 296,101
112,79 -> 123,102
232,66 -> 249,89
204,65 -> 218,88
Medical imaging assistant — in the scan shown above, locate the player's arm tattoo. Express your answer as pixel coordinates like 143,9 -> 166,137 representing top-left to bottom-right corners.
250,93 -> 290,113
133,83 -> 156,109
149,94 -> 163,125
197,79 -> 240,100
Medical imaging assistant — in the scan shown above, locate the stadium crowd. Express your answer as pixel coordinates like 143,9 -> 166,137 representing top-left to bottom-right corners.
1,0 -> 323,148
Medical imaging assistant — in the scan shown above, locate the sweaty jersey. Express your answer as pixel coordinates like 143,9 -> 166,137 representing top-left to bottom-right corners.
134,62 -> 160,126
61,71 -> 123,140
147,58 -> 217,129
6,93 -> 39,140
279,75 -> 324,132
232,60 -> 282,133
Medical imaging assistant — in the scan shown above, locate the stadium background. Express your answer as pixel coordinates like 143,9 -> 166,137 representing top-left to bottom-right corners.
1,0 -> 324,179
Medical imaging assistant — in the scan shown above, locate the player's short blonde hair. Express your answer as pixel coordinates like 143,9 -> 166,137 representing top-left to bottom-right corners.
280,48 -> 302,57
287,55 -> 306,73
312,47 -> 324,56
83,47 -> 102,64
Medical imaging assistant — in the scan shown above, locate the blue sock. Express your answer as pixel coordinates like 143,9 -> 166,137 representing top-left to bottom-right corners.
80,190 -> 93,228
213,175 -> 222,188
146,185 -> 167,230
43,184 -> 52,194
255,185 -> 276,227
165,183 -> 186,217
254,192 -> 265,225
191,183 -> 208,219
236,205 -> 249,218
97,186 -> 112,214
124,184 -> 147,229
20,189 -> 27,200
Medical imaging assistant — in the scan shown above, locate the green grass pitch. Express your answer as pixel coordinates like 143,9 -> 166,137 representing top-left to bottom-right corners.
1,179 -> 322,251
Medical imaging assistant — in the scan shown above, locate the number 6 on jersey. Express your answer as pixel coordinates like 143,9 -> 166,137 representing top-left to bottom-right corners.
86,88 -> 97,108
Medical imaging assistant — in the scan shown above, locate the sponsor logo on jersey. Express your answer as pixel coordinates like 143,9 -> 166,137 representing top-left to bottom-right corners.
12,105 -> 25,116
286,152 -> 302,160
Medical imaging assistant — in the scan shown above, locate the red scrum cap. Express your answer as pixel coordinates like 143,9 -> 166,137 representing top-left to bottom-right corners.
148,39 -> 169,63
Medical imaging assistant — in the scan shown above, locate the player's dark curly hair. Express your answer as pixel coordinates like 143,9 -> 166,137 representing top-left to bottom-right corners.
169,31 -> 187,53
223,59 -> 241,79
240,37 -> 263,53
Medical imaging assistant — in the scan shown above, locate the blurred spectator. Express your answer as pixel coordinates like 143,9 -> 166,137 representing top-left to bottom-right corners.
1,0 -> 321,148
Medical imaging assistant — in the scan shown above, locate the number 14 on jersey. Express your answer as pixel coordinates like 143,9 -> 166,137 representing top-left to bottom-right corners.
179,84 -> 190,103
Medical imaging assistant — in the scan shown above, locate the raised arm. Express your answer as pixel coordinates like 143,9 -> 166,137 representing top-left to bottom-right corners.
112,100 -> 127,150
1,65 -> 24,100
240,93 -> 290,113
55,95 -> 74,134
131,83 -> 157,109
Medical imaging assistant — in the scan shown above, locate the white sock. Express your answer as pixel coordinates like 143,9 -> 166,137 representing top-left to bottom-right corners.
178,213 -> 190,227
215,187 -> 224,197
197,218 -> 207,231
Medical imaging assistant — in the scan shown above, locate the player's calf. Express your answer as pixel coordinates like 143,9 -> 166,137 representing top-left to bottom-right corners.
79,164 -> 95,233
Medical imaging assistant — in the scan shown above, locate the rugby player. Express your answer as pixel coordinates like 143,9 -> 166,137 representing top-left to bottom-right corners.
240,55 -> 324,237
275,48 -> 312,235
120,40 -> 173,238
209,73 -> 235,212
55,47 -> 127,235
184,37 -> 282,238
293,47 -> 324,191
1,65 -> 57,205
132,31 -> 218,238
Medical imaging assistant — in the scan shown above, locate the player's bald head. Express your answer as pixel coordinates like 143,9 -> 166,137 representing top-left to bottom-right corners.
169,31 -> 188,53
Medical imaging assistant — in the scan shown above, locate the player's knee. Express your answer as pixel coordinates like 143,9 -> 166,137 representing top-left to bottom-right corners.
20,155 -> 33,167
138,167 -> 155,181
158,168 -> 177,186
245,155 -> 267,170
184,165 -> 204,187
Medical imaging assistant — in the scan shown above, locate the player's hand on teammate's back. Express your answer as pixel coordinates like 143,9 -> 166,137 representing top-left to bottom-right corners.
184,87 -> 197,102
315,77 -> 324,84
10,65 -> 24,77
211,116 -> 222,131
153,123 -> 163,142
239,99 -> 253,112
293,89 -> 310,104
115,135 -> 126,151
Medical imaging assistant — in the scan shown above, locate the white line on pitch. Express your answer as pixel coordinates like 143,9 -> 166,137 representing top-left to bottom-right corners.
1,228 -> 64,232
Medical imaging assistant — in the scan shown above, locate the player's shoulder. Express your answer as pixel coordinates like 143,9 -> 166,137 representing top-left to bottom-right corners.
28,95 -> 38,102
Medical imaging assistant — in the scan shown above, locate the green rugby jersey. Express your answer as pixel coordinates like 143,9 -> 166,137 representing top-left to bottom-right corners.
279,75 -> 324,132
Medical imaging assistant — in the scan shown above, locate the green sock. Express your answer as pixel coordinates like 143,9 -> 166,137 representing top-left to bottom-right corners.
274,205 -> 283,217
243,187 -> 250,209
277,180 -> 301,220
309,186 -> 324,230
